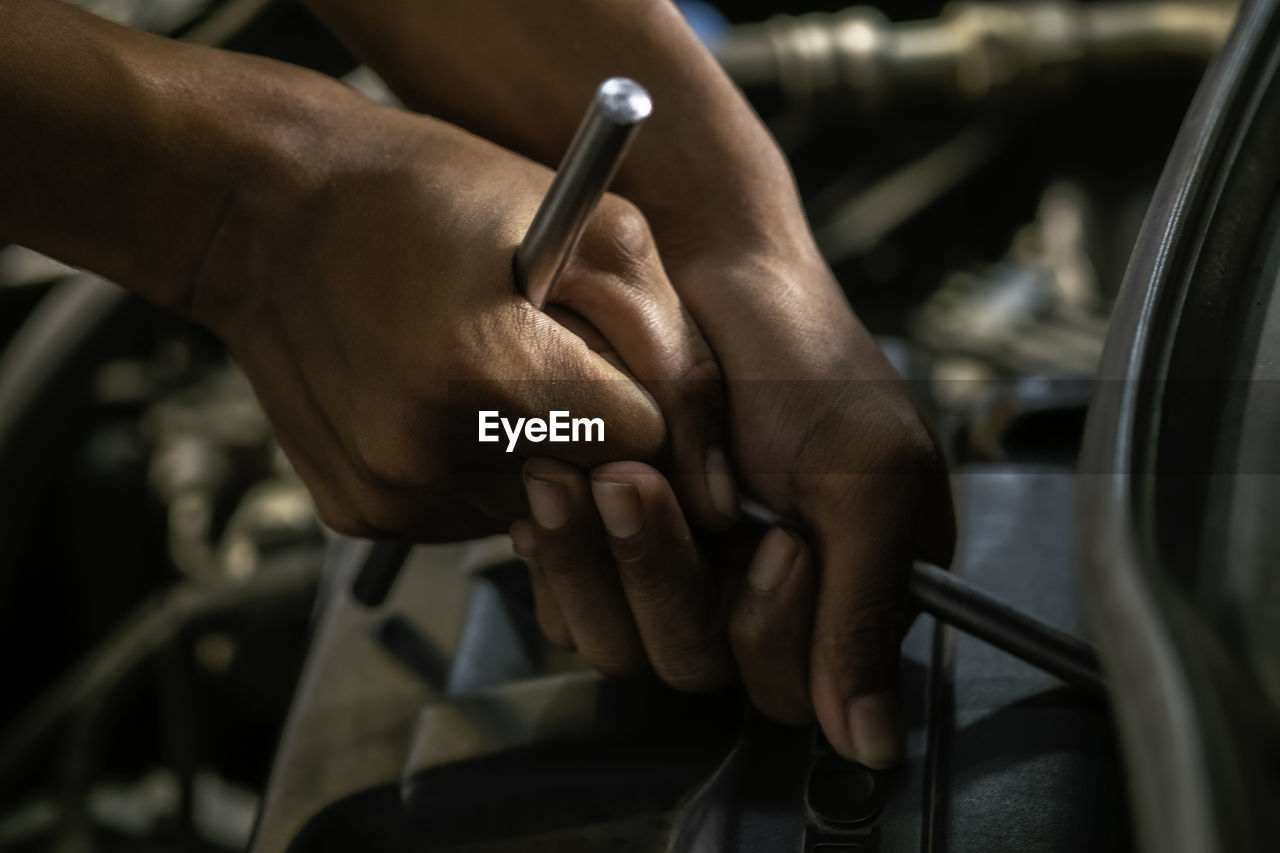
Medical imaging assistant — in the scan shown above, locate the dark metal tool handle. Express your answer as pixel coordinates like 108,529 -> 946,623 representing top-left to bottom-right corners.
910,562 -> 1105,695
514,77 -> 653,308
741,501 -> 1105,694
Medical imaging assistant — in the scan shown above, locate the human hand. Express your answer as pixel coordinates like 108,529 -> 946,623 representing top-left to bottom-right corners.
671,247 -> 956,769
0,0 -> 735,544
294,0 -> 955,766
187,92 -> 732,541
511,249 -> 955,768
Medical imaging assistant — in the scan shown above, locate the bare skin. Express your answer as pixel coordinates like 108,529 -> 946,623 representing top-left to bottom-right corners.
1,0 -> 956,768
304,0 -> 957,766
0,0 -> 726,539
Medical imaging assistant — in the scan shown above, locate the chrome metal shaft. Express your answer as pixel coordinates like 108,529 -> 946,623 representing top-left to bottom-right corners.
514,77 -> 653,308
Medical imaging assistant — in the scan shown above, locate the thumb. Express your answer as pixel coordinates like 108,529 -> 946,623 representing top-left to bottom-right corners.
805,475 -> 914,769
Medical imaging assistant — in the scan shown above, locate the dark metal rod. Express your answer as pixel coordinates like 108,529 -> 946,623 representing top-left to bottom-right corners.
910,561 -> 1106,694
514,77 -> 653,308
742,500 -> 1105,693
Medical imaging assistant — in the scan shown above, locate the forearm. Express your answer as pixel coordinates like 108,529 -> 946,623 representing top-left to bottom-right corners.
302,0 -> 817,274
0,0 -> 350,315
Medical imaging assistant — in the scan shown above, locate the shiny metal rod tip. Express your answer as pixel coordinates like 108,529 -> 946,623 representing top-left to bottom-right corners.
596,77 -> 653,125
515,77 -> 652,308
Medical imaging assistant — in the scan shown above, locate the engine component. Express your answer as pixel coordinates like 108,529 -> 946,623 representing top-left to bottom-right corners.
717,0 -> 1237,105
911,181 -> 1109,378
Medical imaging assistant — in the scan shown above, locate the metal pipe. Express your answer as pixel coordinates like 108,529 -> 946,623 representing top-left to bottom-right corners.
741,501 -> 1104,693
716,1 -> 1237,105
910,561 -> 1106,694
514,77 -> 653,308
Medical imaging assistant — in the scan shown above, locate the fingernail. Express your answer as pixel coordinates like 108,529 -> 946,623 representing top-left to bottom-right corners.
526,478 -> 570,531
748,527 -> 797,594
846,691 -> 905,769
705,446 -> 739,520
509,521 -> 536,558
591,480 -> 643,538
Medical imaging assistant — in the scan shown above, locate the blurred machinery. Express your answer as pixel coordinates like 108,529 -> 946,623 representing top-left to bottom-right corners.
0,1 -> 1262,851
717,0 -> 1235,104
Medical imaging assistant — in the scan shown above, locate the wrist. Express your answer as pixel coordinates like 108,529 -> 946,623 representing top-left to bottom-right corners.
302,0 -> 807,255
669,247 -> 861,368
0,1 -> 372,325
179,62 -> 376,333
657,209 -> 831,313
190,78 -> 479,339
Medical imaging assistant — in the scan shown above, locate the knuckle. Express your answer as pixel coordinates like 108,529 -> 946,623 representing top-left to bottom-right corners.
812,608 -> 906,686
729,607 -> 792,655
351,495 -> 404,536
650,342 -> 721,396
649,619 -> 734,693
573,197 -> 656,285
350,425 -> 408,485
667,354 -> 725,420
539,619 -> 575,650
655,650 -> 735,693
830,597 -> 908,638
444,309 -> 519,382
611,397 -> 667,464
312,494 -> 375,539
342,475 -> 435,537
673,352 -> 723,387
727,614 -> 759,653
792,385 -> 941,482
848,387 -> 943,479
606,534 -> 649,568
612,533 -> 695,591
730,627 -> 811,686
350,419 -> 438,489
877,412 -> 941,480
534,550 -> 600,582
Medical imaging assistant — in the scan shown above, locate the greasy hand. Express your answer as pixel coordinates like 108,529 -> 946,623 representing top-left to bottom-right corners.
187,94 -> 728,540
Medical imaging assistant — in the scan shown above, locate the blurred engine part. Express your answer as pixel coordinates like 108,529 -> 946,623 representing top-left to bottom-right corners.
0,277 -> 324,851
912,180 -> 1108,378
812,118 -> 1012,263
718,0 -> 1237,106
0,4 -> 341,850
0,548 -> 319,850
145,367 -> 319,582
68,0 -> 213,34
